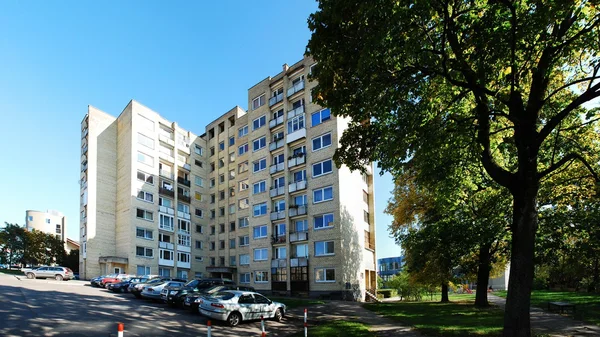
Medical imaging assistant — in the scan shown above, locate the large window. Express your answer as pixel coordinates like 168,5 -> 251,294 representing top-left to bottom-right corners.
240,254 -> 250,265
138,133 -> 155,149
177,252 -> 190,263
313,186 -> 333,203
274,246 -> 287,259
136,227 -> 153,240
238,125 -> 248,138
312,159 -> 333,177
138,114 -> 155,131
137,171 -> 154,184
137,190 -> 154,203
238,143 -> 249,156
136,208 -> 153,221
159,214 -> 174,231
194,144 -> 204,156
255,271 -> 269,283
160,249 -> 174,261
136,246 -> 153,258
239,217 -> 249,228
253,180 -> 266,194
312,133 -> 332,151
253,203 -> 267,217
239,235 -> 249,246
178,234 -> 191,247
287,114 -> 305,134
315,241 -> 335,256
137,265 -> 151,276
294,244 -> 309,258
295,219 -> 308,232
253,158 -> 267,172
137,152 -> 154,167
253,115 -> 267,130
252,95 -> 265,110
253,225 -> 267,239
293,170 -> 306,182
254,248 -> 268,261
315,268 -> 336,282
315,213 -> 334,230
253,136 -> 266,151
240,272 -> 251,283
311,108 -> 331,127
195,176 -> 203,187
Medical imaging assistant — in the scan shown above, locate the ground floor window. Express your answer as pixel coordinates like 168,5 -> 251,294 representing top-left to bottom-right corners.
291,266 -> 308,281
137,265 -> 151,276
177,269 -> 188,280
240,272 -> 250,283
159,267 -> 171,277
315,268 -> 336,282
271,267 -> 287,281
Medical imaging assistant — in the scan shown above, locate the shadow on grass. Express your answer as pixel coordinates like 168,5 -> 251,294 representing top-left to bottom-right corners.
288,321 -> 370,337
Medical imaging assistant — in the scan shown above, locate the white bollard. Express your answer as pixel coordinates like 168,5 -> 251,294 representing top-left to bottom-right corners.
261,315 -> 266,336
207,320 -> 212,337
304,308 -> 308,337
117,322 -> 124,337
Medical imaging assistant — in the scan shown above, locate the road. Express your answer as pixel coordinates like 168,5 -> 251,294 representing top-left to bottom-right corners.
0,273 -> 299,337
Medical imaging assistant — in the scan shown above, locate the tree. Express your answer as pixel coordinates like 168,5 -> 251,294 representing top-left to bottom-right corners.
0,223 -> 26,266
307,1 -> 600,335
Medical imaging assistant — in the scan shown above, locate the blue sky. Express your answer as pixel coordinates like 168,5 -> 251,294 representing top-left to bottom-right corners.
0,1 -> 402,259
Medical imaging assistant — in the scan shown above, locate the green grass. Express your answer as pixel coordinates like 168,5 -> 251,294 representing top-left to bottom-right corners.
495,290 -> 600,325
365,294 -> 504,336
289,321 -> 371,337
269,297 -> 325,309
0,268 -> 23,275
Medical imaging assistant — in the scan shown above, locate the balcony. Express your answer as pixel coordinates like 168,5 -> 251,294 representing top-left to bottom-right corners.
177,211 -> 191,220
159,223 -> 174,232
286,128 -> 306,144
177,177 -> 191,187
159,205 -> 175,215
287,105 -> 305,119
178,141 -> 191,154
290,231 -> 308,242
270,210 -> 286,221
269,139 -> 284,151
177,245 -> 191,253
269,92 -> 284,106
270,186 -> 285,198
271,258 -> 287,268
289,205 -> 307,217
81,145 -> 88,155
159,152 -> 175,163
290,256 -> 308,267
269,116 -> 284,129
288,154 -> 306,168
177,260 -> 191,269
271,235 -> 287,245
81,162 -> 88,172
287,80 -> 305,97
159,257 -> 175,267
159,242 -> 174,250
178,193 -> 191,204
160,170 -> 174,180
289,180 -> 307,193
159,187 -> 175,198
82,128 -> 88,138
270,162 -> 284,174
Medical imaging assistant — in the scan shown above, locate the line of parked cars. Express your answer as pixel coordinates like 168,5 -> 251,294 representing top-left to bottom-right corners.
88,274 -> 286,327
21,266 -> 75,281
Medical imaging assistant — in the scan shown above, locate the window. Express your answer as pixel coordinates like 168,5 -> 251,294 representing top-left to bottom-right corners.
252,95 -> 266,110
210,194 -> 216,203
239,235 -> 250,246
254,248 -> 268,261
312,159 -> 333,177
28,216 -> 33,222
273,199 -> 286,212
294,244 -> 309,258
195,257 -> 203,263
178,219 -> 191,234
312,133 -> 332,151
239,217 -> 249,228
273,176 -> 285,189
56,224 -> 61,234
210,178 -> 215,188
272,153 -> 285,166
230,221 -> 236,231
137,152 -> 154,167
274,246 -> 287,259
229,136 -> 235,146
229,169 -> 235,180
313,186 -> 333,203
178,252 -> 190,263
194,192 -> 202,201
315,268 -> 336,282
287,113 -> 305,134
219,240 -> 225,249
311,108 -> 331,127
210,225 -> 216,235
210,147 -> 215,156
238,125 -> 248,138
219,158 -> 225,168
229,152 -> 235,163
219,141 -> 225,151
295,219 -> 308,232
239,180 -> 249,191
159,214 -> 174,231
315,213 -> 334,229
219,207 -> 225,216
274,223 -> 286,238
137,171 -> 154,184
219,190 -> 225,200
315,241 -> 335,256
253,225 -> 267,239
195,224 -> 203,233
363,190 -> 369,203
253,136 -> 267,151
253,202 -> 267,217
364,210 -> 370,224
292,194 -> 307,207
253,115 -> 266,130
195,240 -> 203,249
229,238 -> 236,249
240,272 -> 251,283
136,246 -> 153,258
253,180 -> 266,194
195,176 -> 203,187
219,174 -> 224,184
138,114 -> 155,131
160,249 -> 174,261
253,158 -> 267,172
239,198 -> 249,210
293,170 -> 306,182
239,161 -> 249,173
240,254 -> 250,265
230,256 -> 236,266
178,203 -> 190,214
137,265 -> 151,276
136,227 -> 153,240
159,268 -> 171,277
273,108 -> 284,119
137,190 -> 154,203
138,133 -> 155,149
136,208 -> 153,221
194,144 -> 204,156
229,204 -> 236,214
195,159 -> 203,168
238,143 -> 249,155
255,271 -> 269,282
159,234 -> 171,245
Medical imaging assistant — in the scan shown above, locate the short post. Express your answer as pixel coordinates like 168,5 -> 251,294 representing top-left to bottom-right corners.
304,308 -> 308,337
207,320 -> 212,337
117,322 -> 124,337
261,315 -> 266,336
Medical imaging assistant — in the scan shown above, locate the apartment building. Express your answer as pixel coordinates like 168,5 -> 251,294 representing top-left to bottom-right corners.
80,56 -> 377,300
79,101 -> 208,280
25,209 -> 67,242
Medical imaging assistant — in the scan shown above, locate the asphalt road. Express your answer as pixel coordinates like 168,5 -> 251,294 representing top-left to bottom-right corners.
0,273 -> 299,337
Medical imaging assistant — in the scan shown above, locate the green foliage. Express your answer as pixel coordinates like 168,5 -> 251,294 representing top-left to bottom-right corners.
290,321 -> 370,337
0,222 -> 67,267
377,289 -> 398,298
376,275 -> 384,289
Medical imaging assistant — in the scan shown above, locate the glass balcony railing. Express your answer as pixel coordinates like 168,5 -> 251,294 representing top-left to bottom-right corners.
269,92 -> 284,106
287,80 -> 305,97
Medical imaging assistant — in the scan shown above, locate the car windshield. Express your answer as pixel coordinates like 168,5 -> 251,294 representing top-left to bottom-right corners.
210,292 -> 235,300
184,279 -> 198,287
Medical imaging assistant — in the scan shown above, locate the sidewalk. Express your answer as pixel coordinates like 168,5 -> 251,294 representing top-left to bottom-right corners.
488,294 -> 600,336
286,300 -> 422,336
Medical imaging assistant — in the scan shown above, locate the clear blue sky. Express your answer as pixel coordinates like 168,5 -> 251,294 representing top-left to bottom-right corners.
0,1 -> 402,259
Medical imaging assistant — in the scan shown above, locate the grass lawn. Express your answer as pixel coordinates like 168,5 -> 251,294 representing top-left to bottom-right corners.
0,268 -> 23,275
269,297 -> 325,309
289,321 -> 371,337
365,294 -> 504,336
495,290 -> 600,325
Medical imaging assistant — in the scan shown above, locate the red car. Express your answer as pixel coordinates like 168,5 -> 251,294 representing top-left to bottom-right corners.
100,274 -> 131,288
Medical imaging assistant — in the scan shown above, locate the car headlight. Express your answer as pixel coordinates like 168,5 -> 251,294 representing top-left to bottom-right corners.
170,290 -> 178,295
194,298 -> 202,303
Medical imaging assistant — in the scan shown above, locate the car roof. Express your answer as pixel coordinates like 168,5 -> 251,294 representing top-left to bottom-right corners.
221,290 -> 262,296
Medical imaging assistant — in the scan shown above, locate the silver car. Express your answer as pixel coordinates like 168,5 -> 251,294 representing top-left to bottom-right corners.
24,266 -> 74,281
198,290 -> 285,327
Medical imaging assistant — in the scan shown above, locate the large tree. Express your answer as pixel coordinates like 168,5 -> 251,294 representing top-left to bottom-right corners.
307,1 -> 600,335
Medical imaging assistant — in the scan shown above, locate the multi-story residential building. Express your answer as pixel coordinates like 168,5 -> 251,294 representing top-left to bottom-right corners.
378,256 -> 404,284
80,56 -> 377,300
25,210 -> 67,242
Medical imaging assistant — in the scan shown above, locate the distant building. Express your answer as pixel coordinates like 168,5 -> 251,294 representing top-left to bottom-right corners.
25,210 -> 67,242
378,256 -> 403,283
66,238 -> 80,253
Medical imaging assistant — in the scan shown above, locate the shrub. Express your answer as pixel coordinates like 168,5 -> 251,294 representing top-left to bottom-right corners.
377,289 -> 398,298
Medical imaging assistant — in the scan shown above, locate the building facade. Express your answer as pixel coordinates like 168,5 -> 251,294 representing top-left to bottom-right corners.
80,56 -> 377,300
378,256 -> 404,283
25,209 -> 67,242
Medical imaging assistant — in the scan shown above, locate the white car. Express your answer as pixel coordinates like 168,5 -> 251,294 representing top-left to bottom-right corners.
198,290 -> 286,327
141,281 -> 184,300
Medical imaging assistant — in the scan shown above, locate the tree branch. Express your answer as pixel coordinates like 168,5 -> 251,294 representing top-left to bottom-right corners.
537,152 -> 600,181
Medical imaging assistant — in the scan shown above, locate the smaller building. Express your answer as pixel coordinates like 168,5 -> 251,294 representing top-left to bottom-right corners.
378,256 -> 404,283
25,210 -> 67,241
66,238 -> 80,253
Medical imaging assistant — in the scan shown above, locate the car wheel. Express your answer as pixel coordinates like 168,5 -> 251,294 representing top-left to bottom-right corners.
120,288 -> 125,293
227,312 -> 242,327
26,273 -> 34,279
274,308 -> 283,322
55,275 -> 63,281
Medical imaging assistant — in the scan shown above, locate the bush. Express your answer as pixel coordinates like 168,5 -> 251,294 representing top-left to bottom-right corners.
377,289 -> 398,298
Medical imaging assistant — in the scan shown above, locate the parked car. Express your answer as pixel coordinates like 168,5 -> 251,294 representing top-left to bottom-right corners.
184,285 -> 255,312
107,277 -> 145,293
198,291 -> 285,327
24,266 -> 74,281
90,275 -> 111,287
129,277 -> 184,298
100,274 -> 131,288
164,278 -> 236,307
142,280 -> 185,300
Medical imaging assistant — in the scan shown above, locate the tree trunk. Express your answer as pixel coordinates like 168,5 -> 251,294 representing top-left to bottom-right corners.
441,282 -> 449,302
475,244 -> 492,307
503,189 -> 538,337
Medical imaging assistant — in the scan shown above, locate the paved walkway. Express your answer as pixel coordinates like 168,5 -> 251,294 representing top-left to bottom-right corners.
488,294 -> 600,337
